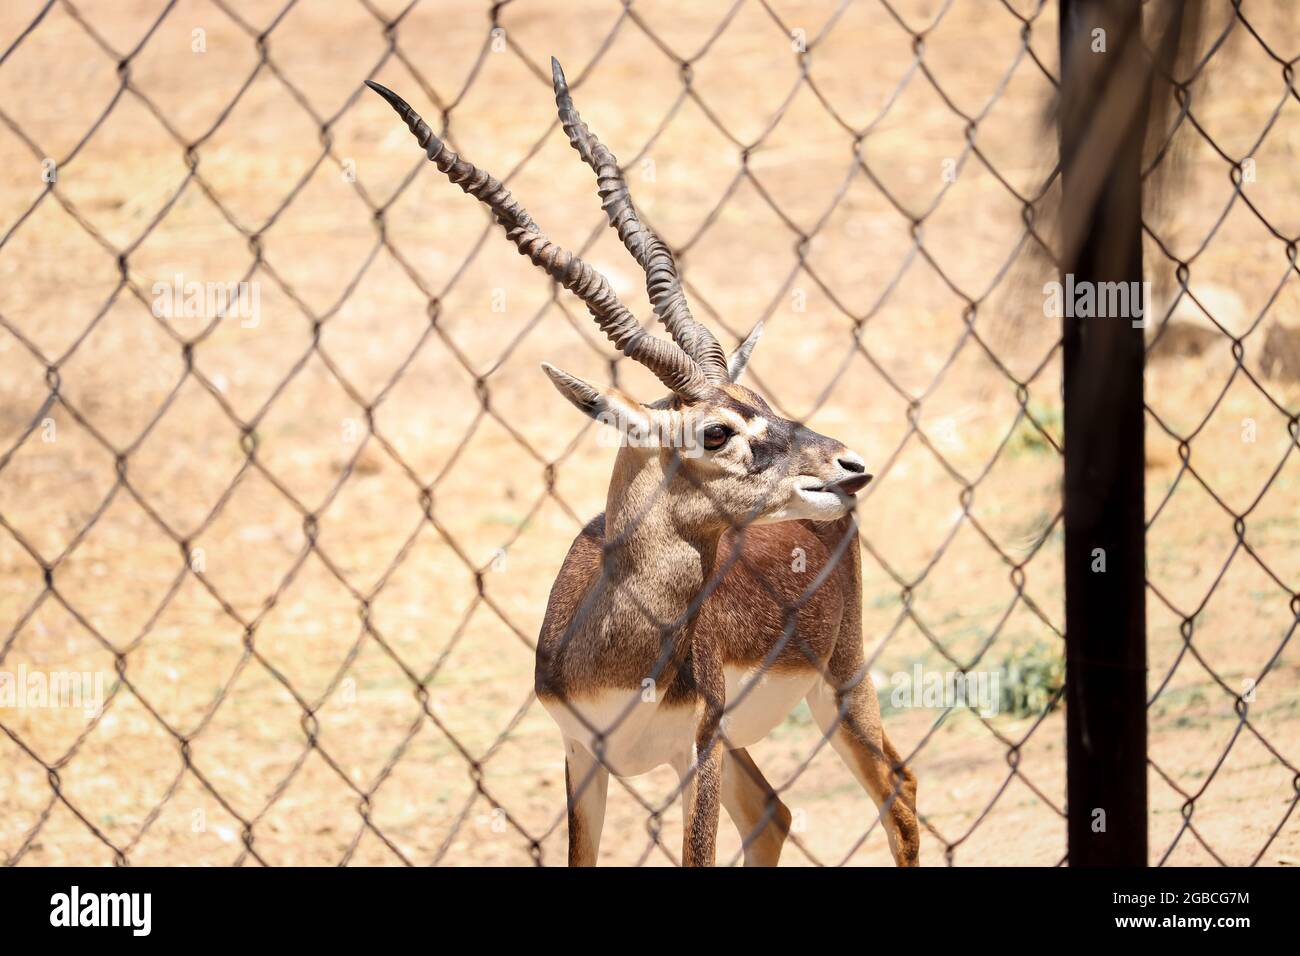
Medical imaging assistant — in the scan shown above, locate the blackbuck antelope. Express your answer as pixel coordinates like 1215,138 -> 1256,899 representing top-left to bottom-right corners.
367,61 -> 919,867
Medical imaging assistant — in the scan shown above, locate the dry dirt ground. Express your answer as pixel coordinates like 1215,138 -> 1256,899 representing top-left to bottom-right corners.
0,0 -> 1296,866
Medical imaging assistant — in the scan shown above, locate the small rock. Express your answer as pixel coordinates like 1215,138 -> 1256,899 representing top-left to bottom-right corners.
1145,283 -> 1241,362
1259,321 -> 1300,382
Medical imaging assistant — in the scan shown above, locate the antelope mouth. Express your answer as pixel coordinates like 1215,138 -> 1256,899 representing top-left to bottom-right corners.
796,473 -> 874,502
826,473 -> 873,496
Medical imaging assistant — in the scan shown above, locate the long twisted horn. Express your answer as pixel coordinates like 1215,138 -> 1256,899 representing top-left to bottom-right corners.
365,80 -> 710,402
550,58 -> 730,384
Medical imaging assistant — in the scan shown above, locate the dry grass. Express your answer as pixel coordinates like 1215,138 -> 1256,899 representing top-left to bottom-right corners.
0,0 -> 1296,866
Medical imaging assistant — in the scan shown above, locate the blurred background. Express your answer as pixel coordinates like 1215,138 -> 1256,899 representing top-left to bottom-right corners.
0,0 -> 1296,866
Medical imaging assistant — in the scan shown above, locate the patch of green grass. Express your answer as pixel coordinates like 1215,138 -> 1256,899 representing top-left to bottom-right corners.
997,639 -> 1065,718
482,512 -> 531,530
774,699 -> 815,737
1007,399 -> 1063,459
877,684 -> 904,717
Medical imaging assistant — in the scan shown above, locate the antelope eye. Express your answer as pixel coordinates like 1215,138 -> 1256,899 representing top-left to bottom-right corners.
702,423 -> 733,451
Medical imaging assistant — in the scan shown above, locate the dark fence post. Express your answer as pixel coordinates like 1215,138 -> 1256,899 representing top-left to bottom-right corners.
1059,0 -> 1149,866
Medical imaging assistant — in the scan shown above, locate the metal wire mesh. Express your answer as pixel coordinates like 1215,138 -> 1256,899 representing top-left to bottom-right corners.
0,0 -> 1292,866
1140,0 -> 1300,866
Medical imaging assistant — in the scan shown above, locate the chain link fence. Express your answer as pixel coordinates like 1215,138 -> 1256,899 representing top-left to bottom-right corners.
0,0 -> 1293,866
1140,0 -> 1300,865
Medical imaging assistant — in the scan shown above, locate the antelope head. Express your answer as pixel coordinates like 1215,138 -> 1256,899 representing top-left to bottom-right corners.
366,60 -> 871,532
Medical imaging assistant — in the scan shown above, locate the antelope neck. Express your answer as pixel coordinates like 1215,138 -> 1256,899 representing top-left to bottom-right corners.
601,450 -> 722,629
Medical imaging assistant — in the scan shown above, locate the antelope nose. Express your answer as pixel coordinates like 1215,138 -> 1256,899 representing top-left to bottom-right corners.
832,452 -> 873,495
837,453 -> 866,474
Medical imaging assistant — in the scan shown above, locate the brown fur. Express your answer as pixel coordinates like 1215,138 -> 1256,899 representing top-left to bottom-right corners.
534,377 -> 919,867
721,747 -> 793,865
537,508 -> 919,867
535,513 -> 848,704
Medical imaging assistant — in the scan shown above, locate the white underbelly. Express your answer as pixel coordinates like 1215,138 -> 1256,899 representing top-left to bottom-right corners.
723,666 -> 819,748
542,667 -> 819,777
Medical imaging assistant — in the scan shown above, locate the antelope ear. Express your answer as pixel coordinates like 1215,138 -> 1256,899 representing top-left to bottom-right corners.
727,322 -> 764,383
540,363 -> 652,436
